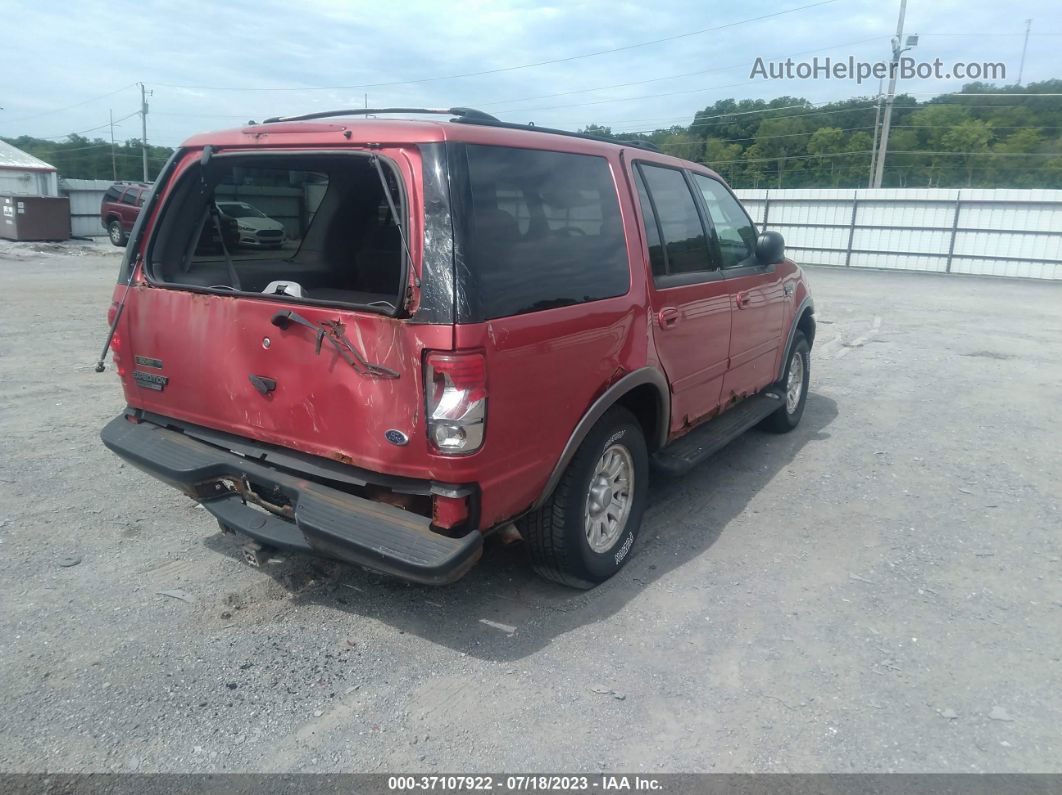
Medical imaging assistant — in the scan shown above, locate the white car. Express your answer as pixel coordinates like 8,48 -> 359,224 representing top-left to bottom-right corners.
216,201 -> 286,248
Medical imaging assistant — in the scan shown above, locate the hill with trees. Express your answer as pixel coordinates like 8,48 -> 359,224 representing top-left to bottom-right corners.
585,80 -> 1062,189
5,81 -> 1061,188
0,135 -> 172,182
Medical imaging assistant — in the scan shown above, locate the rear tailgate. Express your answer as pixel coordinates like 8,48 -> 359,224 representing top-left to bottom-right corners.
113,144 -> 453,478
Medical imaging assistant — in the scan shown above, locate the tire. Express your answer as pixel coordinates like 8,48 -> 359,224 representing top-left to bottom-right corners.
761,331 -> 810,433
519,406 -> 649,588
108,220 -> 127,247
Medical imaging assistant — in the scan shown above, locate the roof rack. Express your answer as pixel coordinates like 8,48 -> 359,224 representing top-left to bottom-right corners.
261,107 -> 499,124
258,107 -> 663,153
450,116 -> 662,152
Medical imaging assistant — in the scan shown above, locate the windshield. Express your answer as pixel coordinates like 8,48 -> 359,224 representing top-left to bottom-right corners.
218,202 -> 266,219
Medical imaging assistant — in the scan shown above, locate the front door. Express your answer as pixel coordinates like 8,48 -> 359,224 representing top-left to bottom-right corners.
631,161 -> 731,432
691,174 -> 786,401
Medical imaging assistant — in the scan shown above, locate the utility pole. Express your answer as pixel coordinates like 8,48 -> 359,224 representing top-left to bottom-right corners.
138,82 -> 152,182
109,106 -> 117,177
868,78 -> 884,187
1017,19 -> 1032,86
872,0 -> 918,188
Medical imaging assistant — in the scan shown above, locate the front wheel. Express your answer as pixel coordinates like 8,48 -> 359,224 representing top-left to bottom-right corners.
519,406 -> 649,588
761,331 -> 810,433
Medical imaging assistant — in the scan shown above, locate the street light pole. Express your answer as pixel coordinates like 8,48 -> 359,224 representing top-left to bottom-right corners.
872,0 -> 916,188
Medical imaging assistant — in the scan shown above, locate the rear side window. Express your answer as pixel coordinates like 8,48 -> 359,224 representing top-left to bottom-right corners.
103,186 -> 121,202
637,164 -> 715,278
633,169 -> 666,278
121,189 -> 140,205
462,145 -> 629,320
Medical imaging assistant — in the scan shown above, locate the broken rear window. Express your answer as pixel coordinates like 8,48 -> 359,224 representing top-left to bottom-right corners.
147,153 -> 406,311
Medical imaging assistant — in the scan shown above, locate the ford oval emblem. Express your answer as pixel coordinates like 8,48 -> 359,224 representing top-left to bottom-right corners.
385,429 -> 409,446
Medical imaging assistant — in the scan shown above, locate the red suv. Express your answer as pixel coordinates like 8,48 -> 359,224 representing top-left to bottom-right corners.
98,108 -> 814,588
101,181 -> 150,246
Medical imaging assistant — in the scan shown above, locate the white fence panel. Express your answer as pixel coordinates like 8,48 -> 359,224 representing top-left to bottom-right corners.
60,178 -> 112,237
734,187 -> 1062,281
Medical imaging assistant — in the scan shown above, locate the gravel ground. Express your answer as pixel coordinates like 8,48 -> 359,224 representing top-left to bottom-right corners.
0,241 -> 1059,773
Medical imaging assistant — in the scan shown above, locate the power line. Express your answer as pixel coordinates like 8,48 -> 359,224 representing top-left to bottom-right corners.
478,35 -> 888,109
917,32 -> 1061,36
654,120 -> 1062,149
503,76 -> 1048,116
891,150 -> 1061,156
910,92 -> 1062,98
28,142 -> 115,154
494,80 -> 762,115
711,149 -> 872,165
32,110 -> 141,141
613,103 -> 876,135
707,149 -> 1062,166
151,0 -> 842,92
0,84 -> 137,126
607,99 -> 1062,136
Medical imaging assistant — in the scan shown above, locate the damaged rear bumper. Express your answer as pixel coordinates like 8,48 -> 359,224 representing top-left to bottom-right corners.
100,414 -> 482,585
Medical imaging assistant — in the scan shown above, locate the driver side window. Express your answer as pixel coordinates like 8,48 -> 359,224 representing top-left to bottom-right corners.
693,174 -> 757,269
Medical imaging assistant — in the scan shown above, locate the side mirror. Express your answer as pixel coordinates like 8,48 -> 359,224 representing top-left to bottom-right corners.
755,231 -> 785,265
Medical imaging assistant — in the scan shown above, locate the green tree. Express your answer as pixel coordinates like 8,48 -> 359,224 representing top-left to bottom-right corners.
752,115 -> 809,188
941,119 -> 993,186
1,134 -> 173,181
657,131 -> 704,162
703,137 -> 743,182
578,124 -> 614,138
805,127 -> 846,186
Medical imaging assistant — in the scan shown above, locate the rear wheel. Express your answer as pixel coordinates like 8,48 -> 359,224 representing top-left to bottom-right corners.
108,219 -> 127,247
761,331 -> 810,433
519,406 -> 648,588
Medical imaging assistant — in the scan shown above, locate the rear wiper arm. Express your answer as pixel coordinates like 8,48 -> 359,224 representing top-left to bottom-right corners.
270,310 -> 400,379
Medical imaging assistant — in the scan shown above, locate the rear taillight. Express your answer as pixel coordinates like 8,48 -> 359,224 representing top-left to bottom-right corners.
425,351 -> 486,454
107,301 -> 126,376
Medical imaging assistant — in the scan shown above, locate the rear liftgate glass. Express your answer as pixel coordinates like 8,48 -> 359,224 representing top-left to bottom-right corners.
147,150 -> 410,315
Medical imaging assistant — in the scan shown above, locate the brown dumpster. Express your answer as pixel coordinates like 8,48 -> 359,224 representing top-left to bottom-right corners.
1,195 -> 71,241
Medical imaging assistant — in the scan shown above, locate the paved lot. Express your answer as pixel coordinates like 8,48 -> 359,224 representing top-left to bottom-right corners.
1,241 -> 1059,773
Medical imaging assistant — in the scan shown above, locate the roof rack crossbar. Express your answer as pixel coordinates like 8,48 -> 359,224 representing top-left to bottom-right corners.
261,107 -> 499,124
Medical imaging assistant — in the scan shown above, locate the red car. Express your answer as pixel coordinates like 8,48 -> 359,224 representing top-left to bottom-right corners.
102,180 -> 240,252
101,181 -> 149,246
99,108 -> 815,587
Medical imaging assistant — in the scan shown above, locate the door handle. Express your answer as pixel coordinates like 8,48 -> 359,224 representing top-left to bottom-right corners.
735,291 -> 752,309
657,307 -> 681,328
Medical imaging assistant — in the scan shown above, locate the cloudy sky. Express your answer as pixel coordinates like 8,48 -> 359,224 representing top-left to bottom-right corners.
2,0 -> 1058,146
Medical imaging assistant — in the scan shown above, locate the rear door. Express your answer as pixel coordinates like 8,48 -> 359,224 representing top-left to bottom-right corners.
691,173 -> 786,400
117,146 -> 450,477
632,162 -> 731,431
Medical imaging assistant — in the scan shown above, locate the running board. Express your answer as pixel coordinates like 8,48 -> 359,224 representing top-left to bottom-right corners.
651,391 -> 784,476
